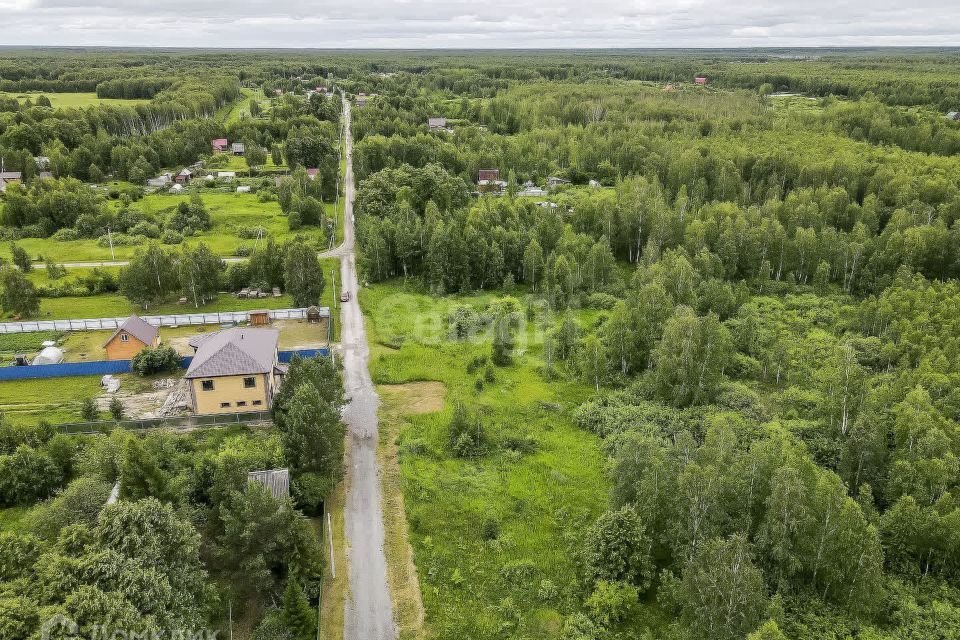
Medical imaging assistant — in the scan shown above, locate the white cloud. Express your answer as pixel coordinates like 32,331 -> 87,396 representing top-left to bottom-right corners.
0,0 -> 958,47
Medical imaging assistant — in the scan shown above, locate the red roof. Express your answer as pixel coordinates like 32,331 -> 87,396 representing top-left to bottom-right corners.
306,168 -> 320,178
478,169 -> 500,182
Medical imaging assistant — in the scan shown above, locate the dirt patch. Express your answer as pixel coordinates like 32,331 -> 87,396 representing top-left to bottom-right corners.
96,376 -> 191,418
377,382 -> 446,416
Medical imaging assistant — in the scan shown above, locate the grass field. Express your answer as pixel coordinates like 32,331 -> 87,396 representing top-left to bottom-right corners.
3,192 -> 327,263
0,374 -> 105,426
361,281 -> 608,639
0,91 -> 150,109
33,291 -> 298,321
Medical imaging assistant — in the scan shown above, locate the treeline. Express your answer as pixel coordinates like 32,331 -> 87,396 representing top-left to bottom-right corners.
354,164 -> 960,298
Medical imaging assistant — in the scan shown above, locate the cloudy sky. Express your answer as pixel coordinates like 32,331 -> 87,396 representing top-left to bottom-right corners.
1,0 -> 959,48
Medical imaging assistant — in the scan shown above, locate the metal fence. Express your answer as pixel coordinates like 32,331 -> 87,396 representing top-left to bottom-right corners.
0,307 -> 330,334
56,410 -> 273,434
0,348 -> 327,381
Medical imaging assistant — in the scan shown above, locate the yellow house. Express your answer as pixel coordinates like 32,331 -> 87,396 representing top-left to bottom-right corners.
185,327 -> 286,415
103,314 -> 160,360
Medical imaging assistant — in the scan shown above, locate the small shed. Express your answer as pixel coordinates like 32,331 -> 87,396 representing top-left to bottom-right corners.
306,306 -> 323,323
249,310 -> 271,326
232,142 -> 246,156
248,468 -> 290,498
694,76 -> 708,85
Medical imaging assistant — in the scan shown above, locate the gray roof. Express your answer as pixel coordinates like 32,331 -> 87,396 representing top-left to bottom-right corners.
185,327 -> 279,379
248,468 -> 290,498
104,314 -> 158,347
0,172 -> 23,180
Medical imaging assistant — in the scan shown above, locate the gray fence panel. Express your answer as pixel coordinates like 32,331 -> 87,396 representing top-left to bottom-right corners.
0,307 -> 326,335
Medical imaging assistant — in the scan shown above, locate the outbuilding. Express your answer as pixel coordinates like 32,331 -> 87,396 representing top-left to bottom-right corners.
103,314 -> 160,360
248,310 -> 271,326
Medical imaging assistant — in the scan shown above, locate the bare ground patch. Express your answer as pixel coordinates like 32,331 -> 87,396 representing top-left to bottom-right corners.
377,381 -> 446,416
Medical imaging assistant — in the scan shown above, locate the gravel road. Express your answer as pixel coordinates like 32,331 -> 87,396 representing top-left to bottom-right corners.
339,98 -> 397,640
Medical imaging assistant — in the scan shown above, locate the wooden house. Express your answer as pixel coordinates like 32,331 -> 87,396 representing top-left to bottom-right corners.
103,314 -> 160,360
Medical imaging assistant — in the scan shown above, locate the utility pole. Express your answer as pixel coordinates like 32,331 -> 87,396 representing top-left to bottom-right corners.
106,226 -> 115,261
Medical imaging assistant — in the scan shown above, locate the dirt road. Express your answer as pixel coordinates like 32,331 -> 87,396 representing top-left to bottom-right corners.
339,98 -> 397,640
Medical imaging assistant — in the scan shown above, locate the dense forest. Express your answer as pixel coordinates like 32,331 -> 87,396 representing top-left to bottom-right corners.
347,51 -> 960,639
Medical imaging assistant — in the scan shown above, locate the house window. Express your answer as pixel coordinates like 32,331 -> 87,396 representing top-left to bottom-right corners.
253,400 -> 263,406
220,402 -> 231,408
243,377 -> 256,388
236,401 -> 247,407
120,333 -> 129,342
201,380 -> 215,391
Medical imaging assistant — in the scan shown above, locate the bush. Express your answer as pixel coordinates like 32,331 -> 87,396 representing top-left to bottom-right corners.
585,292 -> 618,310
80,397 -> 99,422
129,221 -> 161,239
51,228 -> 79,241
160,229 -> 184,245
109,397 -> 124,421
131,345 -> 181,376
29,476 -> 113,538
584,505 -> 654,592
560,613 -> 599,640
538,579 -> 559,603
586,581 -> 638,627
480,516 -> 500,541
292,472 -> 333,517
448,402 -> 487,457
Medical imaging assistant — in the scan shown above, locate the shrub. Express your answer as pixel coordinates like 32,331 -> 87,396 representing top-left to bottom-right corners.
292,472 -> 332,517
129,221 -> 161,239
560,613 -> 599,640
586,581 -> 638,627
160,229 -> 184,245
499,559 -> 536,585
29,476 -> 113,538
585,292 -> 618,310
583,505 -> 654,592
80,397 -> 99,422
448,402 -> 487,457
131,345 -> 181,376
480,517 -> 500,541
538,579 -> 559,603
51,228 -> 79,242
109,397 -> 124,421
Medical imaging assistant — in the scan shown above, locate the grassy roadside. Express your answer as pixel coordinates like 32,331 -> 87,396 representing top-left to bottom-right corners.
377,387 -> 430,639
319,439 -> 350,640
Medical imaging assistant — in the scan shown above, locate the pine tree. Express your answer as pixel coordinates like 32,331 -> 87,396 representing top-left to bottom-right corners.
279,577 -> 315,640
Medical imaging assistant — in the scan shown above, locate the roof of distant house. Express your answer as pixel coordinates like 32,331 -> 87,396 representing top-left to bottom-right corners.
248,468 -> 290,498
212,138 -> 228,146
232,142 -> 245,152
0,172 -> 23,180
306,168 -> 320,177
429,117 -> 447,127
178,168 -> 192,177
103,314 -> 159,347
186,327 -> 279,379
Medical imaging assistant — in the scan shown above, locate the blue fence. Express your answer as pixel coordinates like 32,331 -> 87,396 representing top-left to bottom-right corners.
0,348 -> 329,381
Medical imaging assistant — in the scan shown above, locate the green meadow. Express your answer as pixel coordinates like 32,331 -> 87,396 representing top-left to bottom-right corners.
3,191 -> 329,263
0,91 -> 150,109
361,282 -> 613,639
